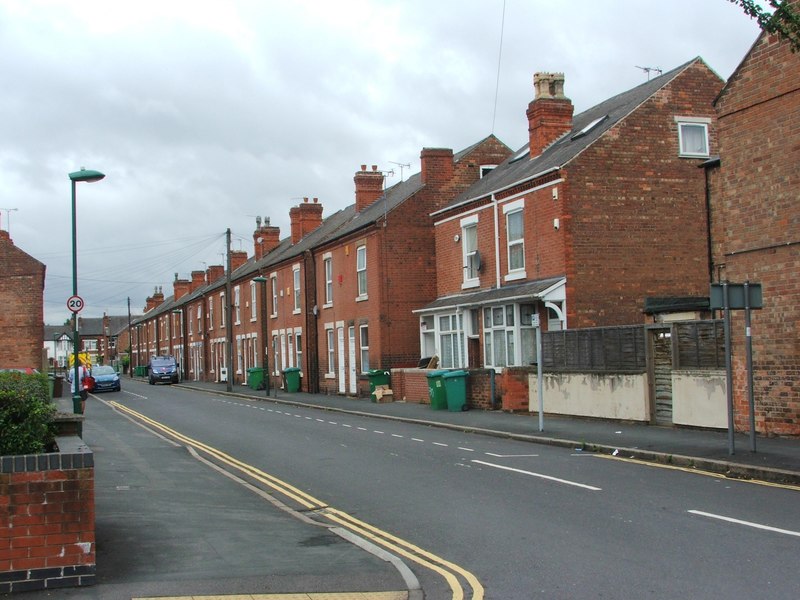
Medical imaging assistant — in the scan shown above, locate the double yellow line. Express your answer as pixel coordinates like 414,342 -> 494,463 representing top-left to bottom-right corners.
109,401 -> 484,600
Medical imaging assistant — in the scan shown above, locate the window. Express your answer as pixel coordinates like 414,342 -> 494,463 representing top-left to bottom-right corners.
483,305 -> 516,367
506,209 -> 525,272
324,256 -> 333,306
197,305 -> 202,334
463,221 -> 479,284
189,309 -> 193,335
250,282 -> 257,321
293,265 -> 301,313
272,334 -> 280,375
356,245 -> 367,298
439,314 -> 464,369
675,117 -> 710,157
295,330 -> 303,373
520,303 -> 538,365
208,297 -> 214,330
220,292 -> 226,327
326,327 -> 336,376
359,325 -> 369,373
234,286 -> 241,324
270,275 -> 278,317
480,164 -> 496,178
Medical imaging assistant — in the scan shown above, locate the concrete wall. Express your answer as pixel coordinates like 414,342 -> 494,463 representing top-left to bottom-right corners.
672,369 -> 727,429
529,372 -> 649,422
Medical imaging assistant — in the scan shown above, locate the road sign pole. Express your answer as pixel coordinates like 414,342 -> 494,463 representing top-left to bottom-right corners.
744,281 -> 757,452
723,282 -> 735,455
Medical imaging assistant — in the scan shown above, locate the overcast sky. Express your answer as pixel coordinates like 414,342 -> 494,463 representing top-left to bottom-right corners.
1,0 -> 763,326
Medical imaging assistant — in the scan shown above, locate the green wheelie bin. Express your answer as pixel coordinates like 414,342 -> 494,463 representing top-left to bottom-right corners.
367,369 -> 391,402
442,370 -> 469,411
283,367 -> 301,392
426,370 -> 449,410
247,367 -> 265,390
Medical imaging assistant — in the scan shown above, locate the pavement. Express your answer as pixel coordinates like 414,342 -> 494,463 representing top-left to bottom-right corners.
10,377 -> 799,600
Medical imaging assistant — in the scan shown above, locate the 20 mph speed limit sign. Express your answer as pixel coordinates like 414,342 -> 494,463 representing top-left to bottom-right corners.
67,295 -> 85,313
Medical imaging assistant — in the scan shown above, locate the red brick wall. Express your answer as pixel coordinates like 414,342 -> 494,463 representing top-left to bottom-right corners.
0,233 -> 45,370
0,446 -> 95,592
714,29 -> 800,436
565,60 -> 723,327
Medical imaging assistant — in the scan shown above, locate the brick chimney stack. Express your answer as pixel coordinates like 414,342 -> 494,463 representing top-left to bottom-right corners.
420,148 -> 455,211
527,72 -> 573,158
354,165 -> 384,212
253,216 -> 281,260
190,270 -> 206,292
230,251 -> 248,273
207,265 -> 225,283
173,273 -> 191,300
289,197 -> 324,244
144,286 -> 165,312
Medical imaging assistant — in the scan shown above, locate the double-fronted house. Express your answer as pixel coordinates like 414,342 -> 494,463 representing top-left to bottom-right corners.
418,59 -> 724,372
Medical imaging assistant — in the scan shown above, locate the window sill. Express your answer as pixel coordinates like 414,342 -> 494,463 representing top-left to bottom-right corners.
356,295 -> 369,302
323,302 -> 333,310
293,309 -> 302,315
678,153 -> 710,159
462,280 -> 480,290
324,373 -> 336,379
504,270 -> 527,282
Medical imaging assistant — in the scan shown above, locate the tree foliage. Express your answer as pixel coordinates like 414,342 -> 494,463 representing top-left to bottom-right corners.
731,0 -> 800,51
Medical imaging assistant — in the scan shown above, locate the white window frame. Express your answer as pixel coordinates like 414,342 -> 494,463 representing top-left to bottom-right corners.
220,292 -> 226,328
197,305 -> 202,334
325,324 -> 335,377
293,264 -> 301,314
294,328 -> 303,374
359,324 -> 369,373
675,116 -> 710,158
483,304 -> 517,368
233,285 -> 241,324
208,297 -> 214,330
438,313 -> 465,369
461,215 -> 480,289
323,254 -> 333,307
250,282 -> 257,321
270,274 -> 278,318
504,199 -> 526,281
356,245 -> 368,299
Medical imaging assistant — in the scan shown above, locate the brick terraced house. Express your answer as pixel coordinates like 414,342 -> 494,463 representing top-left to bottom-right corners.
708,18 -> 800,436
0,228 -> 45,370
417,59 -> 724,371
130,136 -> 512,395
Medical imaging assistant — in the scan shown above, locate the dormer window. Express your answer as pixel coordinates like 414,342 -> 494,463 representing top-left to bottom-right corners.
480,164 -> 497,178
675,116 -> 710,157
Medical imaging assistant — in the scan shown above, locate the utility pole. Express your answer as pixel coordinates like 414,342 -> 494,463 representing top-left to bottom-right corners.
225,228 -> 234,393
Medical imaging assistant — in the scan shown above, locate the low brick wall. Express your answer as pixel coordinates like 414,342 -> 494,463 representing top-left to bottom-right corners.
0,436 -> 95,593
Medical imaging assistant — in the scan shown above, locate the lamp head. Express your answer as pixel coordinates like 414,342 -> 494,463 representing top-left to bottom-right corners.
252,276 -> 267,283
69,168 -> 105,183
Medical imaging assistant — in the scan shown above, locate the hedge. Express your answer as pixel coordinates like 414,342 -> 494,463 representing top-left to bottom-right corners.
0,372 -> 57,455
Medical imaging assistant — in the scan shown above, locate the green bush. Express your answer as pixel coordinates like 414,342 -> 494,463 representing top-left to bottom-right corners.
0,372 -> 57,456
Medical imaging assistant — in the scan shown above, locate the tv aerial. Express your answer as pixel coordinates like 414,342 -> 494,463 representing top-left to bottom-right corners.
635,66 -> 662,81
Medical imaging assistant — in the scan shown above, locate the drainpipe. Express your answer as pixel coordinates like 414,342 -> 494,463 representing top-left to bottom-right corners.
490,368 -> 497,409
492,194 -> 501,289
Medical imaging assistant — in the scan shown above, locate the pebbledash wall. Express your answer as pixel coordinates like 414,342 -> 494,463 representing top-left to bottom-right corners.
0,437 -> 95,593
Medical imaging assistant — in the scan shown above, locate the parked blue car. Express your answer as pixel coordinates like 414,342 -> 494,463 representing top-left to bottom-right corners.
91,365 -> 121,393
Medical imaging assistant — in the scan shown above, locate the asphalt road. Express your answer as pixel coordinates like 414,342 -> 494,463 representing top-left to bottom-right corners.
102,381 -> 800,599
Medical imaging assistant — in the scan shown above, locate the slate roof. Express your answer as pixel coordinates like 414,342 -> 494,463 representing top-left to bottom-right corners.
415,276 -> 565,313
435,58 -> 701,214
131,134 -> 510,324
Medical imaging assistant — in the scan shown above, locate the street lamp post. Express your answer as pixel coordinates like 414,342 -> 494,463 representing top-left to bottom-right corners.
68,168 -> 105,413
252,277 -> 270,397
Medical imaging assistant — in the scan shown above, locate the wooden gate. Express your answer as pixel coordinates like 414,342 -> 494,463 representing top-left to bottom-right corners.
650,327 -> 673,424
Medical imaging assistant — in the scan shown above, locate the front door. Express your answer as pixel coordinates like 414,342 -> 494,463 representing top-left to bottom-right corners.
348,326 -> 357,395
337,325 -> 346,394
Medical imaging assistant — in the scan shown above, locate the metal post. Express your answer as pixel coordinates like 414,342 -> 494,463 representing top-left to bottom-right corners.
536,322 -> 544,432
744,281 -> 757,452
225,228 -> 234,392
71,180 -> 82,414
723,282 -> 735,455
